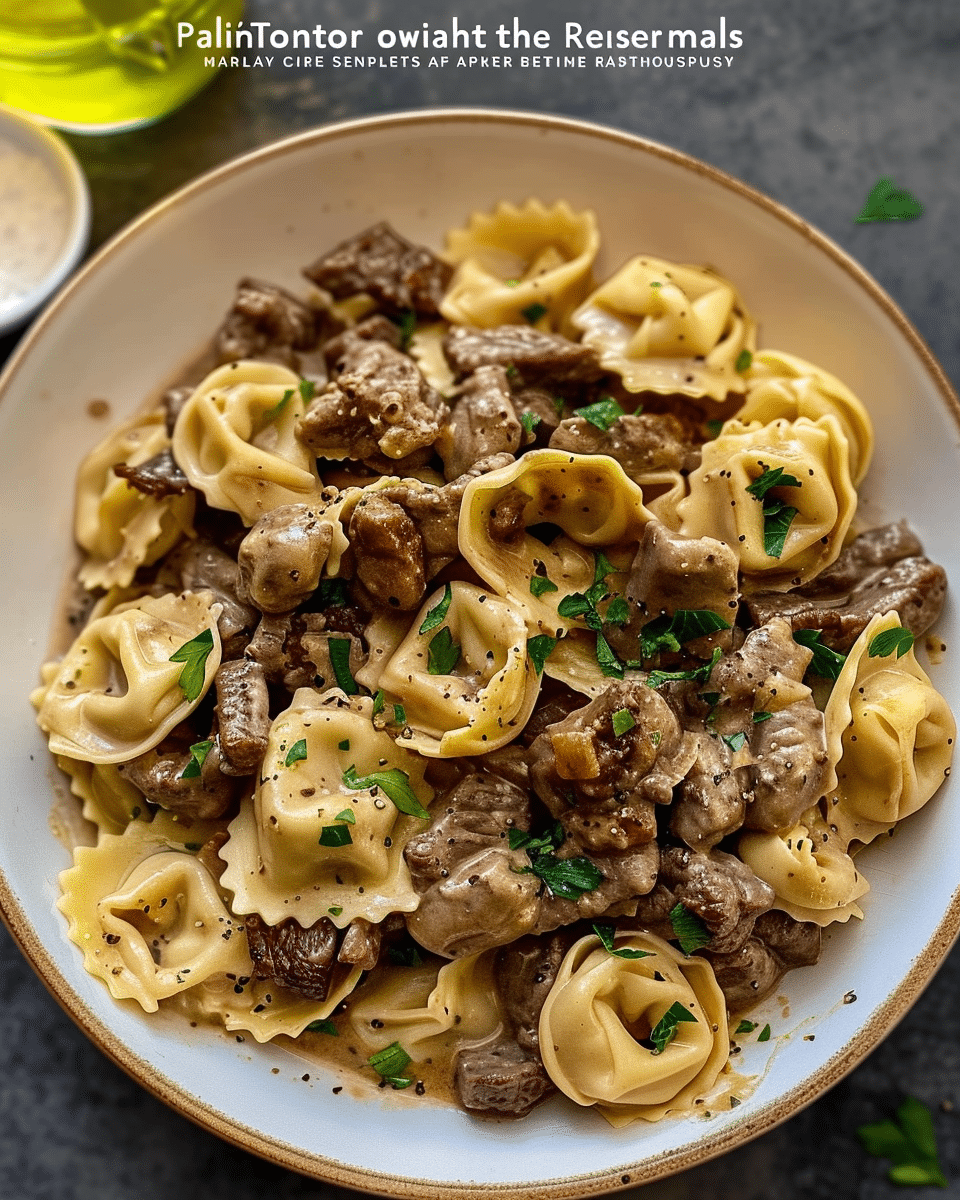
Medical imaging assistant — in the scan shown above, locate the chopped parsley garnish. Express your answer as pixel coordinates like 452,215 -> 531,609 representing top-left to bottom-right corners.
856,177 -> 924,224
573,395 -> 625,431
735,349 -> 753,373
669,901 -> 711,954
510,824 -> 604,900
318,824 -> 352,847
392,702 -> 407,726
396,309 -> 417,350
705,418 -> 725,439
527,634 -> 558,675
305,1018 -> 338,1035
371,689 -> 385,717
722,731 -> 747,752
734,1019 -> 758,1035
299,378 -> 316,403
338,739 -> 350,752
427,626 -> 461,675
521,302 -> 548,324
334,808 -> 355,824
328,905 -> 343,916
592,922 -> 651,959
611,708 -> 636,738
758,1023 -> 772,1042
746,466 -> 802,558
605,596 -> 630,627
646,647 -> 722,691
793,628 -> 847,680
342,765 -> 431,820
639,609 -> 730,659
262,388 -> 294,424
316,577 -> 351,608
387,943 -> 423,967
419,582 -> 452,634
868,627 -> 915,659
595,631 -> 625,679
520,410 -> 541,437
649,280 -> 663,288
285,739 -> 308,767
649,1001 -> 699,1055
752,710 -> 773,724
179,739 -> 213,780
328,636 -> 359,694
529,573 -> 558,599
857,1097 -> 947,1188
368,1041 -> 414,1089
169,628 -> 215,702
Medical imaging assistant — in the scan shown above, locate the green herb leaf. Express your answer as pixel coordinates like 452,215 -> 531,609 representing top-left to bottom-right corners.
573,396 -> 626,432
285,739 -> 308,767
396,309 -> 417,350
371,689 -> 385,717
299,378 -> 316,403
649,280 -> 663,288
392,702 -> 407,726
519,853 -> 604,900
705,418 -> 725,439
646,647 -> 722,691
262,388 -> 295,424
595,631 -> 625,679
758,1024 -> 771,1042
509,823 -> 563,855
557,592 -> 593,620
179,739 -> 213,780
611,708 -> 636,737
734,1019 -> 758,1035
605,596 -> 630,627
856,177 -> 924,224
305,1018 -> 338,1035
342,765 -> 431,820
722,731 -> 747,752
368,1041 -> 414,1089
527,634 -> 558,675
316,577 -> 351,608
427,626 -> 461,675
329,636 -> 359,694
530,573 -> 558,598
752,710 -> 773,724
761,501 -> 799,558
520,410 -> 541,437
745,466 -> 803,501
338,738 -> 350,752
669,902 -> 711,954
419,582 -> 453,635
592,922 -> 652,960
793,628 -> 848,680
169,628 -> 215,702
649,1001 -> 699,1055
868,627 -> 915,659
334,808 -> 356,824
735,349 -> 753,373
319,824 -> 353,847
521,302 -> 548,324
388,943 -> 423,967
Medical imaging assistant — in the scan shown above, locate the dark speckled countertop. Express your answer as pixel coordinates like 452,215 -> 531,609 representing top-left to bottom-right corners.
2,2 -> 959,1197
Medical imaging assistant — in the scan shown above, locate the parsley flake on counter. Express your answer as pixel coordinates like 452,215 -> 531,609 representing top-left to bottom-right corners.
612,708 -> 636,737
521,302 -> 548,324
793,628 -> 847,680
419,582 -> 452,634
757,1023 -> 772,1042
868,627 -> 915,659
179,739 -> 213,780
342,765 -> 431,820
318,824 -> 352,848
527,634 -> 558,675
305,1018 -> 338,1036
520,410 -> 541,437
593,922 -> 651,960
368,1041 -> 414,1089
649,1001 -> 699,1055
669,901 -> 711,954
510,824 -> 604,900
328,636 -> 359,694
573,396 -> 625,431
857,1097 -> 947,1188
169,628 -> 215,702
735,349 -> 753,373
734,1019 -> 758,1035
427,626 -> 461,675
530,572 -> 558,599
285,739 -> 308,767
856,177 -> 924,224
746,465 -> 802,558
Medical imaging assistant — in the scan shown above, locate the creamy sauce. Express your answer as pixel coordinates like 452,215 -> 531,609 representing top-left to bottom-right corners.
0,135 -> 70,313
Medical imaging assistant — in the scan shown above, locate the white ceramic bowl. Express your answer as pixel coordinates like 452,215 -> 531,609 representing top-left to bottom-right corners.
0,103 -> 90,336
1,110 -> 958,1198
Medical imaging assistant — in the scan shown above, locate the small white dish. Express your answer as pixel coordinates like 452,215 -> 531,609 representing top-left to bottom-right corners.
0,103 -> 90,336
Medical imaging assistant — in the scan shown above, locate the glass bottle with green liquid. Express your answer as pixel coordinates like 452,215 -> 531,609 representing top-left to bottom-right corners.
0,0 -> 243,132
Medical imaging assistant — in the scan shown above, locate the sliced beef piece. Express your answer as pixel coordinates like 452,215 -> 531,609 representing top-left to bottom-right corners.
528,679 -> 698,854
454,1041 -> 555,1118
322,314 -> 402,368
531,842 -> 660,934
437,365 -> 522,481
549,412 -> 693,476
512,387 -> 564,440
495,932 -> 571,1057
487,485 -> 529,544
214,658 -> 271,776
745,521 -> 947,652
215,277 -> 319,366
245,611 -> 366,692
237,503 -> 335,613
348,492 -> 426,612
706,910 -> 821,1012
443,324 -> 604,387
303,221 -> 452,316
745,696 -> 829,834
632,846 -> 774,956
337,918 -> 381,971
711,617 -> 812,706
164,540 -> 259,651
118,735 -> 242,820
297,337 -> 442,465
244,914 -> 338,1001
670,732 -> 752,851
113,449 -> 190,498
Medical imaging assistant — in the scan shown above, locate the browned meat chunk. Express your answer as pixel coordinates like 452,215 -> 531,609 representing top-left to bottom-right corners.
297,338 -> 442,465
454,1041 -> 555,1118
496,932 -> 570,1056
163,540 -> 259,651
245,914 -> 338,1001
711,617 -> 812,705
118,735 -> 242,820
528,679 -> 697,854
113,449 -> 190,498
437,365 -> 522,481
632,846 -> 774,955
512,387 -> 564,439
670,732 -> 752,851
443,324 -> 604,386
348,493 -> 426,612
706,911 -> 821,1011
745,697 -> 829,833
488,485 -> 529,544
214,658 -> 271,776
215,277 -> 319,365
237,503 -> 335,613
745,522 -> 947,652
245,612 -> 366,692
303,221 -> 452,316
549,412 -> 693,476
322,315 -> 402,368
337,918 -> 381,971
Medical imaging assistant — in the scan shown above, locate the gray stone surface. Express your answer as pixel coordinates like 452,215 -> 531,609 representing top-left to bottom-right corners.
2,1 -> 959,1197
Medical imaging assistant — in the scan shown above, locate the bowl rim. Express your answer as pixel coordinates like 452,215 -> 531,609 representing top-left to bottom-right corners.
0,102 -> 91,336
1,105 -> 959,1198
